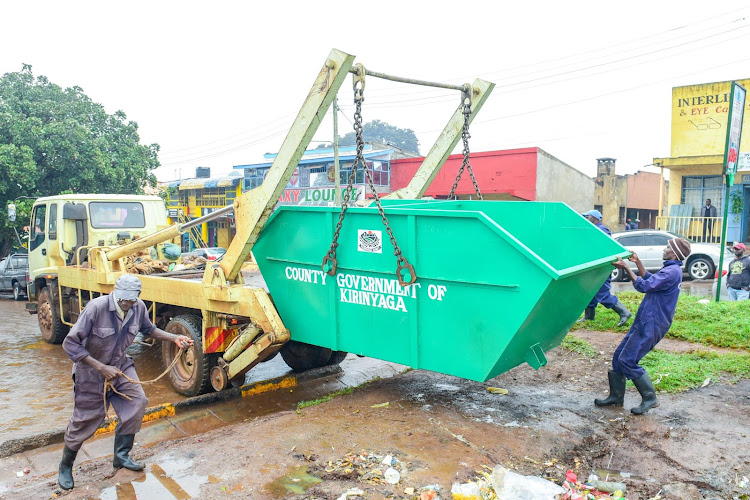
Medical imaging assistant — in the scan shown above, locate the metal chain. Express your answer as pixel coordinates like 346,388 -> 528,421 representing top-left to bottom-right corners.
361,145 -> 417,287
448,92 -> 483,200
322,66 -> 416,286
322,67 -> 366,276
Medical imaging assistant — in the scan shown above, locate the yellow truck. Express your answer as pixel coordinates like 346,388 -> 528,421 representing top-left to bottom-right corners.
21,49 -> 493,396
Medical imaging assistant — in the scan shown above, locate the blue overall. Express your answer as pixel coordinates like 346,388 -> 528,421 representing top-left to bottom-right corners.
612,260 -> 682,379
588,222 -> 618,309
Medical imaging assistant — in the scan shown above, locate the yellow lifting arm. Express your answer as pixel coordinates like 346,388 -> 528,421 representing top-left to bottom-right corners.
216,49 -> 355,282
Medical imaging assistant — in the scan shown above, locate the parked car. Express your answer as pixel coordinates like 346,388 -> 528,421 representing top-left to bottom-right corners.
609,230 -> 733,281
0,253 -> 29,300
711,259 -> 730,301
190,247 -> 227,261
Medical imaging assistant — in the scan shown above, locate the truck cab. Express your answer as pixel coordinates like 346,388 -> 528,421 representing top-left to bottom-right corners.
27,194 -> 169,301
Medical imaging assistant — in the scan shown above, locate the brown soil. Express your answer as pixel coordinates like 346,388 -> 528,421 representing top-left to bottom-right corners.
14,331 -> 750,500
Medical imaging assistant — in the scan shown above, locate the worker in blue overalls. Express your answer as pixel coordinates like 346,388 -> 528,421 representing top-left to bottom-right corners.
579,210 -> 632,327
595,237 -> 691,414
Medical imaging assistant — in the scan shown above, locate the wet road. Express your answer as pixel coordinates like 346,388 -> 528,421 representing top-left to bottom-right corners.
0,295 -> 310,444
0,280 -> 715,445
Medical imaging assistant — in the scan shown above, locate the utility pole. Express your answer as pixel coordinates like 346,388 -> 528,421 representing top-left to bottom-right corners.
716,81 -> 746,302
333,95 -> 341,205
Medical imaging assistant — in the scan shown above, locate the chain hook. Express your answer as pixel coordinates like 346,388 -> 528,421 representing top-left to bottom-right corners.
448,85 -> 483,201
352,63 -> 366,100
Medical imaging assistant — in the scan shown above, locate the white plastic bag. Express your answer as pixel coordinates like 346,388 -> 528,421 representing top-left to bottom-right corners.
489,465 -> 564,500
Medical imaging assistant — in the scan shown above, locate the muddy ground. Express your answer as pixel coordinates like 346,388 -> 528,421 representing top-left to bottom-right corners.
8,329 -> 750,500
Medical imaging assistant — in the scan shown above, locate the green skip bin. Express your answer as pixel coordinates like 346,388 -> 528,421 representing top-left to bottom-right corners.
253,200 -> 629,382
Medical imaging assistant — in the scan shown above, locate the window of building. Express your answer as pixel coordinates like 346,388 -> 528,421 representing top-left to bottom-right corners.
338,161 -> 390,186
618,206 -> 626,225
594,205 -> 603,216
244,169 -> 267,190
681,176 -> 723,216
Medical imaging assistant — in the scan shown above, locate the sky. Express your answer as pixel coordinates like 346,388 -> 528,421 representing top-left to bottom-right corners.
2,1 -> 750,183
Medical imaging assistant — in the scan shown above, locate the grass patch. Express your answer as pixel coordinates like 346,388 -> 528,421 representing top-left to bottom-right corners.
560,335 -> 598,357
640,349 -> 750,393
571,291 -> 750,350
297,387 -> 354,411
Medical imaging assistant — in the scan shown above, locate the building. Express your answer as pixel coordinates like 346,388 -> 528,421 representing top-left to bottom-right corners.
234,145 -> 396,205
654,78 -> 750,243
160,168 -> 243,251
591,158 -> 667,231
389,147 -> 594,212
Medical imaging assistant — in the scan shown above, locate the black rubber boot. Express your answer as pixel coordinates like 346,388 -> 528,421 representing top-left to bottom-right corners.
611,300 -> 632,327
113,434 -> 145,471
58,446 -> 78,490
594,370 -> 626,407
631,373 -> 659,415
577,306 -> 596,322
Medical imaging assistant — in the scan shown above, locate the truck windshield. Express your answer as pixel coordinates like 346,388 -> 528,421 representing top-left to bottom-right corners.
89,202 -> 146,229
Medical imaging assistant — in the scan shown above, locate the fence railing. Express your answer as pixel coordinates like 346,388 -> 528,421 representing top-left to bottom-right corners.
654,216 -> 723,243
195,194 -> 228,207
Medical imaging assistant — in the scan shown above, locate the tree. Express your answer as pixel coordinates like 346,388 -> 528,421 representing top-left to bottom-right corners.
318,119 -> 420,155
0,65 -> 160,256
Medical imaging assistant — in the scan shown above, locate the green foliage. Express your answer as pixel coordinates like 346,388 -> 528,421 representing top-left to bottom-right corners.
730,190 -> 743,223
297,387 -> 354,411
571,291 -> 750,350
321,119 -> 420,155
640,349 -> 750,392
0,65 -> 160,255
560,335 -> 598,357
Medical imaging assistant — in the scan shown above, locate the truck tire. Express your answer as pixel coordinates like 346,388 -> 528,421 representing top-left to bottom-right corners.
162,314 -> 214,397
13,282 -> 24,301
280,341 -> 336,372
38,287 -> 69,344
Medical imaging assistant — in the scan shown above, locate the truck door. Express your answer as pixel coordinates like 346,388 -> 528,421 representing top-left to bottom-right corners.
28,203 -> 48,279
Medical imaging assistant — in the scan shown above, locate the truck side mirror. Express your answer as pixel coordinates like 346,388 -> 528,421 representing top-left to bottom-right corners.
8,203 -> 16,222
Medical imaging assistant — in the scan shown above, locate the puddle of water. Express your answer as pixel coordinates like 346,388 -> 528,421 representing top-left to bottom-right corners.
265,466 -> 322,497
21,340 -> 58,350
100,455 -> 218,499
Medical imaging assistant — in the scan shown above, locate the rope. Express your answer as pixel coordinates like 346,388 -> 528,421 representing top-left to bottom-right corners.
102,346 -> 186,418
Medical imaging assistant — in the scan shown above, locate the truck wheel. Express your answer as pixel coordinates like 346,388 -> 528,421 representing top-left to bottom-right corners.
13,282 -> 24,301
162,315 -> 213,397
280,341 -> 335,372
38,287 -> 69,344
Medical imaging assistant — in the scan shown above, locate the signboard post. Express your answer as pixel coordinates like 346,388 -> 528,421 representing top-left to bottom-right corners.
716,81 -> 746,302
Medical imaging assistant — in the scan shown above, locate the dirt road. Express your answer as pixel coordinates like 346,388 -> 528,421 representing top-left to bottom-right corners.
3,329 -> 747,500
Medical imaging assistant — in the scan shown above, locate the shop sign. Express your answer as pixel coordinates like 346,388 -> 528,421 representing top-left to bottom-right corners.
278,186 -> 361,206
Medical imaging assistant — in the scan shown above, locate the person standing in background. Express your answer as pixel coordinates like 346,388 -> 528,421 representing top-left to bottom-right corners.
579,210 -> 632,327
701,199 -> 718,243
726,243 -> 750,301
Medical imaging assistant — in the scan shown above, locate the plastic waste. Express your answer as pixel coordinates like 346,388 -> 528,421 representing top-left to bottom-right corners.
587,479 -> 626,493
162,242 -> 181,261
384,467 -> 400,484
451,481 -> 482,499
336,487 -> 365,500
489,465 -> 565,499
